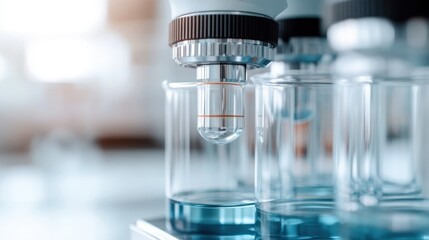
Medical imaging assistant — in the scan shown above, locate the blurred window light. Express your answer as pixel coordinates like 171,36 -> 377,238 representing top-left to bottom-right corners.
0,55 -> 10,81
25,34 -> 131,83
0,0 -> 107,35
26,38 -> 94,82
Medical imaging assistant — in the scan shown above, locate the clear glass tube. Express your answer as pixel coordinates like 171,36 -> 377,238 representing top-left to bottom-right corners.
197,82 -> 244,144
164,81 -> 255,236
328,13 -> 429,234
196,64 -> 246,145
333,61 -> 429,238
253,70 -> 340,239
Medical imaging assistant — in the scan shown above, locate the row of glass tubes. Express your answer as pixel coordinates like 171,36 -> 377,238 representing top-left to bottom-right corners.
163,12 -> 429,240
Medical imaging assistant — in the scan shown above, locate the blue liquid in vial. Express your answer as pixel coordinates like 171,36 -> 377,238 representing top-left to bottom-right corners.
341,208 -> 429,240
343,225 -> 429,240
255,201 -> 340,239
168,190 -> 255,235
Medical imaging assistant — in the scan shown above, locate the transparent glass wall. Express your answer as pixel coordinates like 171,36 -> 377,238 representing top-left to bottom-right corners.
253,72 -> 340,239
329,16 -> 429,237
164,81 -> 256,236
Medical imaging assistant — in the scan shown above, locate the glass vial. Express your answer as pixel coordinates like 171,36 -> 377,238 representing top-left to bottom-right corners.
326,3 -> 429,237
196,65 -> 246,145
252,40 -> 338,240
252,0 -> 338,237
253,71 -> 339,239
164,81 -> 255,236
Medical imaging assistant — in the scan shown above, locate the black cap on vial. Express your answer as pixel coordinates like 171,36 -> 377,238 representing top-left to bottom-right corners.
278,18 -> 323,42
325,0 -> 429,27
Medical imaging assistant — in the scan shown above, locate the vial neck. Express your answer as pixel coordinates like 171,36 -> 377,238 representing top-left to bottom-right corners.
196,64 -> 247,83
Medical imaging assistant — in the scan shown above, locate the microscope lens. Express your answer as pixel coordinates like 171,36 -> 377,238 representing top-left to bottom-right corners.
197,82 -> 244,144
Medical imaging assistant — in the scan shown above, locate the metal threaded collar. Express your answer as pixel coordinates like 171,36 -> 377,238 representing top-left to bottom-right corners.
172,39 -> 275,68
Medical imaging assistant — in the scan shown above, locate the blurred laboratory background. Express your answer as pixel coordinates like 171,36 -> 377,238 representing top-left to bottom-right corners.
0,0 -> 193,239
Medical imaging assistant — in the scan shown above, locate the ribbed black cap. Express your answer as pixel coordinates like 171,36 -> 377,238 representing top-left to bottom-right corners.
169,14 -> 279,46
325,0 -> 429,26
278,18 -> 322,42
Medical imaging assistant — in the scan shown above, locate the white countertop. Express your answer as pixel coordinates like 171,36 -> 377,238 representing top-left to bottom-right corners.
0,150 -> 166,240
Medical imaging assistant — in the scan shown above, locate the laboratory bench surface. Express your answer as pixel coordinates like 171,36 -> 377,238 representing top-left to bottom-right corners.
0,150 -> 166,240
